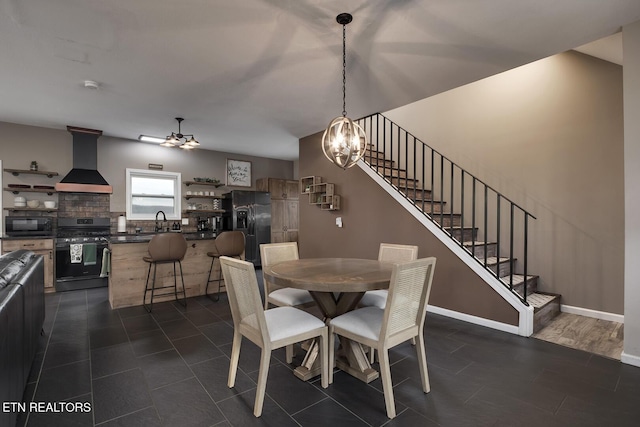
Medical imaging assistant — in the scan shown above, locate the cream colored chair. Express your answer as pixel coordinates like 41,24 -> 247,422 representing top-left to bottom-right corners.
328,257 -> 436,419
259,242 -> 314,309
259,242 -> 315,363
220,256 -> 328,417
360,243 -> 419,361
359,243 -> 419,309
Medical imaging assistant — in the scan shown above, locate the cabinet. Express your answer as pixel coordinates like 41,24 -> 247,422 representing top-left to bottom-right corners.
3,168 -> 59,213
2,239 -> 55,290
256,178 -> 299,243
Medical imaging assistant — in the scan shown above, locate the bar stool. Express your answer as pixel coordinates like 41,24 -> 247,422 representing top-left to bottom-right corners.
143,233 -> 188,312
205,231 -> 245,301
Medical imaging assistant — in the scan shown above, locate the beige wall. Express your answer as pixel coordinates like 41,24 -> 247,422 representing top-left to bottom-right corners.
384,51 -> 625,314
298,133 -> 519,326
623,20 -> 640,364
1,121 -> 295,213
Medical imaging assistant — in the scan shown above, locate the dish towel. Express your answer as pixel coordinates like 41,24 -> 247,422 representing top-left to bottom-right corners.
100,248 -> 111,278
83,243 -> 97,266
70,244 -> 83,263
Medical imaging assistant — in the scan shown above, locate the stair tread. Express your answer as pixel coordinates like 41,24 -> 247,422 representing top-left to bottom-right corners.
528,292 -> 560,309
499,274 -> 537,285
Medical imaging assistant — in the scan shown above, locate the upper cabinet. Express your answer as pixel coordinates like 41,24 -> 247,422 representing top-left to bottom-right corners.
256,178 -> 299,243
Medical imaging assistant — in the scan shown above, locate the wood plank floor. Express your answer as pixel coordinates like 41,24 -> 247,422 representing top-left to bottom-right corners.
532,312 -> 624,360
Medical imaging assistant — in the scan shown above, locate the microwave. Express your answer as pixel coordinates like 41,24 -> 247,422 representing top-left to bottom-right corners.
5,216 -> 54,237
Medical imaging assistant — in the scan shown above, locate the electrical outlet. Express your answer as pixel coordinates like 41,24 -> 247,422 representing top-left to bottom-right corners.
181,218 -> 189,225
336,217 -> 343,228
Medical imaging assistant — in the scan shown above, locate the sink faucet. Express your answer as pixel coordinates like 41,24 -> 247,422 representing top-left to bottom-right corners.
155,211 -> 167,232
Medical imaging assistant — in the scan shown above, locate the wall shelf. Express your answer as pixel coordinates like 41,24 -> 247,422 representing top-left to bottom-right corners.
300,176 -> 321,194
4,168 -> 59,178
184,209 -> 225,214
184,180 -> 224,188
5,207 -> 58,213
299,176 -> 340,211
4,187 -> 57,195
184,195 -> 222,200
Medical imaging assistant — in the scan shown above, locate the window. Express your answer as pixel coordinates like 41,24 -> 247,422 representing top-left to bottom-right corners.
126,168 -> 181,220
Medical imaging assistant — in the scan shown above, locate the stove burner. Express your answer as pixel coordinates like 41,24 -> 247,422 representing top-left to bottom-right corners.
56,217 -> 110,241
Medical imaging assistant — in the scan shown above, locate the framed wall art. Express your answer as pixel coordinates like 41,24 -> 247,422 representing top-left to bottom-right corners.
226,158 -> 252,187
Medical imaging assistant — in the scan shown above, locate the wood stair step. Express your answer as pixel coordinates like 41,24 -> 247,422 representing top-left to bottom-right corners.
529,292 -> 561,332
500,274 -> 539,297
463,241 -> 498,258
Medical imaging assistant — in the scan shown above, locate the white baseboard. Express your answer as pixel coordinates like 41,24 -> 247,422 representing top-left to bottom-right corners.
560,304 -> 624,323
621,351 -> 640,367
427,304 -> 520,335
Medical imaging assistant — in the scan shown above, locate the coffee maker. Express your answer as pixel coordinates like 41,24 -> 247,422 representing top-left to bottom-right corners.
197,217 -> 209,232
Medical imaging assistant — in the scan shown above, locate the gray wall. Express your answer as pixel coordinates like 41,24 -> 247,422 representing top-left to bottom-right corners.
1,122 -> 295,213
384,51 -> 625,315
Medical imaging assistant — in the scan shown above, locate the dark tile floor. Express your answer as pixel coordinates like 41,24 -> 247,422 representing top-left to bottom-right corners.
15,274 -> 640,427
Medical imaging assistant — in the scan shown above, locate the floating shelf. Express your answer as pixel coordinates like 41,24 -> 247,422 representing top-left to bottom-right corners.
184,195 -> 223,200
184,209 -> 225,214
4,168 -> 59,178
4,187 -> 56,195
5,207 -> 58,213
184,181 -> 224,188
300,176 -> 340,211
300,176 -> 321,194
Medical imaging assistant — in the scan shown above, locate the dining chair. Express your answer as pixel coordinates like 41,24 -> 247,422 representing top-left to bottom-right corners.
360,243 -> 419,361
259,242 -> 314,309
328,257 -> 436,419
259,242 -> 315,363
359,243 -> 419,309
220,256 -> 329,417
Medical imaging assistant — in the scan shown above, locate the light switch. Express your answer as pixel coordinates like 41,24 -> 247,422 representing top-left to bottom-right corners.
336,217 -> 343,228
181,218 -> 189,225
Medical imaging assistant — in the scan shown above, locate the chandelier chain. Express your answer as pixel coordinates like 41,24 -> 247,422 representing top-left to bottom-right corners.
342,22 -> 347,117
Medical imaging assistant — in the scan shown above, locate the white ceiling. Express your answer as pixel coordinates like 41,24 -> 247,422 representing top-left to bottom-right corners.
1,0 -> 639,161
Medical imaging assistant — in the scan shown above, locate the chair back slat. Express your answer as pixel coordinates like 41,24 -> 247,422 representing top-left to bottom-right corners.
220,256 -> 269,342
382,258 -> 436,338
378,243 -> 419,263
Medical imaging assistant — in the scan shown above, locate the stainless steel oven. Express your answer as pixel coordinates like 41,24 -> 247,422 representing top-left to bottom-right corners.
55,218 -> 110,291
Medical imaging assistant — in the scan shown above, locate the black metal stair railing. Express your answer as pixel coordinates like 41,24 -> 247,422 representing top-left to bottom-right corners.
357,113 -> 536,305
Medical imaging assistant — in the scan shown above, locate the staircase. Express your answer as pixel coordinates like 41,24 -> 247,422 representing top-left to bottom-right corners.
357,113 -> 560,333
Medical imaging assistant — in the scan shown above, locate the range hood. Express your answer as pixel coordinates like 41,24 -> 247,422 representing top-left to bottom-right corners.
55,126 -> 113,194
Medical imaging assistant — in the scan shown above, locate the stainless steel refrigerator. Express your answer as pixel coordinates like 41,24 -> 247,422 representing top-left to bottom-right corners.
222,191 -> 271,266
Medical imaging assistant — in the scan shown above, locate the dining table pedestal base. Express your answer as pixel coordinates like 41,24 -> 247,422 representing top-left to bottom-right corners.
262,258 -> 393,384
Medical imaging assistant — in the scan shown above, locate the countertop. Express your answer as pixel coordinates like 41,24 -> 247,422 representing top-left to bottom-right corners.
1,235 -> 55,240
2,232 -> 217,243
109,231 -> 217,244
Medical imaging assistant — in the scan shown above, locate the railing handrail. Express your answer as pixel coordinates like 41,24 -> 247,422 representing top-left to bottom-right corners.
357,112 -> 536,305
360,112 -> 537,220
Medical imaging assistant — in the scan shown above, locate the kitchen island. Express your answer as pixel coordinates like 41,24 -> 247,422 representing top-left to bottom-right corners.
108,232 -> 233,309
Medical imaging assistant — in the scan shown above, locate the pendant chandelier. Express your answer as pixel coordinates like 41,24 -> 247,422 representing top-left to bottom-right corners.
160,117 -> 200,149
321,13 -> 367,169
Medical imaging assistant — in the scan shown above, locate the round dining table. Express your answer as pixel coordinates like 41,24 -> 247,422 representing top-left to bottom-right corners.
262,258 -> 393,383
